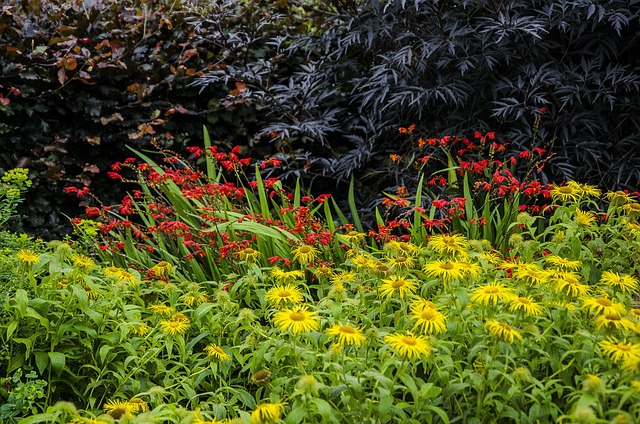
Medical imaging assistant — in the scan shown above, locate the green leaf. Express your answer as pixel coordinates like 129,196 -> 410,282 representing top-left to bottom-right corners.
48,352 -> 66,376
34,351 -> 49,375
348,176 -> 363,232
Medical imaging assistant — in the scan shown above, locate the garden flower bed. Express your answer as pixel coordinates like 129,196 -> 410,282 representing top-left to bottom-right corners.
1,132 -> 640,424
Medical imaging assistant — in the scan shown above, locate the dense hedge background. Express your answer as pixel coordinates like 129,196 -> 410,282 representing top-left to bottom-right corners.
2,0 -> 640,238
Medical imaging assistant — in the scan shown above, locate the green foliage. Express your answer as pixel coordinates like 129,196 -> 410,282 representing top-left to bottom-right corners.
0,168 -> 32,229
0,369 -> 47,422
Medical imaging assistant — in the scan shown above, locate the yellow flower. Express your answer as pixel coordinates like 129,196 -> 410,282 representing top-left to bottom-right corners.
582,297 -> 627,316
595,313 -> 635,331
600,271 -> 639,293
103,399 -> 137,419
599,339 -> 640,363
265,284 -> 304,307
575,210 -> 596,227
606,190 -> 636,205
378,276 -> 418,299
384,332 -> 432,359
72,254 -> 95,270
385,255 -> 416,271
549,183 -> 580,203
485,320 -> 523,343
312,265 -> 335,279
622,202 -> 640,218
149,304 -> 174,316
16,249 -> 40,265
291,245 -> 319,264
70,418 -> 111,424
384,240 -> 420,257
273,306 -> 320,334
181,293 -> 210,307
237,247 -> 261,262
204,343 -> 231,361
621,356 -> 640,374
508,296 -> 545,316
349,254 -> 376,270
428,233 -> 469,257
271,268 -> 305,283
338,230 -> 366,244
132,323 -> 150,336
104,266 -> 138,284
325,323 -> 367,347
250,402 -> 286,424
566,181 -> 601,198
545,255 -> 581,271
582,374 -> 605,395
423,260 -> 467,282
151,261 -> 172,276
513,263 -> 547,285
159,318 -> 190,336
553,273 -> 590,297
409,303 -> 447,334
128,398 -> 149,412
470,282 -> 514,306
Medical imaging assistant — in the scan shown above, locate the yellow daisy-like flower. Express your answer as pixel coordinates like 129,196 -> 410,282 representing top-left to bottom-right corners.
428,233 -> 469,257
621,356 -> 640,374
104,266 -> 138,284
103,399 -> 136,419
549,183 -> 581,203
595,313 -> 635,331
273,306 -> 320,334
291,245 -> 319,264
132,323 -> 150,336
508,296 -> 545,316
325,323 -> 367,347
409,303 -> 447,334
265,284 -> 304,307
385,255 -> 416,271
151,261 -> 172,276
16,249 -> 40,265
128,398 -> 149,413
600,271 -> 639,293
575,210 -> 596,227
545,255 -> 581,271
582,297 -> 627,316
470,282 -> 514,306
423,260 -> 467,282
181,293 -> 210,307
271,268 -> 305,283
330,271 -> 356,285
159,318 -> 190,335
237,247 -> 261,262
338,230 -> 366,244
485,320 -> 523,343
378,276 -> 418,299
384,332 -> 432,359
384,240 -> 420,257
349,253 -> 376,270
250,402 -> 286,424
312,265 -> 335,279
553,274 -> 590,297
513,263 -> 547,285
204,343 -> 231,361
605,190 -> 636,205
629,308 -> 640,319
149,304 -> 174,316
599,339 -> 640,363
72,254 -> 95,270
622,202 -> 640,218
566,181 -> 601,198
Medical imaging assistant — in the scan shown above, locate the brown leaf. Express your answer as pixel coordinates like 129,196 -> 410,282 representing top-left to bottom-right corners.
86,136 -> 101,145
100,113 -> 124,125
